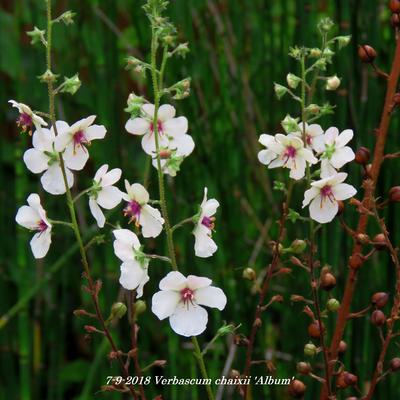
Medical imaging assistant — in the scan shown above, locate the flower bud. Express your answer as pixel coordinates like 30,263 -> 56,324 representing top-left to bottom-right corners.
242,267 -> 256,281
390,357 -> 400,371
286,73 -> 302,89
318,17 -> 334,34
320,272 -> 336,291
134,300 -> 147,316
336,35 -> 351,49
349,253 -> 364,270
356,233 -> 370,245
371,309 -> 386,326
390,0 -> 400,13
391,12 -> 400,28
358,45 -> 377,63
290,239 -> 307,255
304,342 -> 317,356
288,379 -> 306,398
389,186 -> 400,202
274,83 -> 288,99
371,292 -> 389,308
297,362 -> 312,375
355,146 -> 370,165
308,321 -> 325,338
229,369 -> 241,379
305,103 -> 320,115
338,340 -> 347,354
281,114 -> 300,133
159,149 -> 172,159
60,74 -> 81,95
373,233 -> 387,250
39,69 -> 58,83
327,298 -> 340,312
58,10 -> 76,25
326,75 -> 341,91
336,372 -> 349,389
27,26 -> 46,46
111,302 -> 127,319
175,42 -> 190,58
309,48 -> 322,58
340,372 -> 358,387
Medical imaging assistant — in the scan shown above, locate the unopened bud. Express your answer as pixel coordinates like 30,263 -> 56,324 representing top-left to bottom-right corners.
274,83 -> 288,99
318,17 -> 334,34
349,253 -> 364,270
297,362 -> 312,375
320,272 -> 336,291
344,372 -> 358,386
159,149 -> 172,159
288,379 -> 306,398
242,267 -> 256,281
373,233 -> 387,250
338,340 -> 347,354
290,239 -> 307,254
60,74 -> 81,95
286,73 -> 301,89
174,42 -> 189,58
358,45 -> 377,63
309,48 -> 322,58
371,309 -> 386,326
281,114 -> 300,133
327,298 -> 340,312
39,69 -> 58,83
389,186 -> 400,202
111,302 -> 127,319
391,13 -> 400,28
304,342 -> 317,356
27,26 -> 46,46
371,292 -> 389,308
390,0 -> 400,13
326,75 -> 341,91
134,300 -> 147,316
308,321 -> 325,338
58,10 -> 76,25
390,357 -> 400,371
305,103 -> 320,114
153,359 -> 167,368
355,146 -> 370,165
356,233 -> 370,245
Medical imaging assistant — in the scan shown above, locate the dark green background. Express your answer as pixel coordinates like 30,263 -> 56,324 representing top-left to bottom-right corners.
1,0 -> 399,399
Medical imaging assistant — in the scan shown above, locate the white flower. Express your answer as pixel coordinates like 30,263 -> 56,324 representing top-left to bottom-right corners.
54,115 -> 107,170
193,188 -> 219,258
125,103 -> 194,157
113,229 -> 149,297
151,271 -> 227,337
15,193 -> 52,259
88,165 -> 123,228
302,172 -> 357,223
9,100 -> 47,134
258,133 -> 318,180
292,122 -> 324,151
313,127 -> 355,178
122,181 -> 164,238
23,122 -> 77,195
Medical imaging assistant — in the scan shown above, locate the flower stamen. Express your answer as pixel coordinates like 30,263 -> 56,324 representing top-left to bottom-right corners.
124,200 -> 142,227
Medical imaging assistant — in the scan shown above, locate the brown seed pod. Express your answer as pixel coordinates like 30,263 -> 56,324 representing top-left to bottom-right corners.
338,340 -> 347,354
390,0 -> 400,13
358,45 -> 377,63
336,372 -> 349,389
320,272 -> 337,291
371,292 -> 389,308
389,186 -> 400,202
390,357 -> 400,371
355,146 -> 371,165
308,321 -> 325,338
288,380 -> 306,398
371,309 -> 386,326
349,253 -> 364,270
297,362 -> 312,375
344,372 -> 358,386
373,233 -> 387,250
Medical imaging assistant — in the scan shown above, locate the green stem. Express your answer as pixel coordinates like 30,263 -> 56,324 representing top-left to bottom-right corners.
149,19 -> 214,400
171,216 -> 195,232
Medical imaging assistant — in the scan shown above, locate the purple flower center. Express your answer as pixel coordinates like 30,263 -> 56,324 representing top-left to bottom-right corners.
181,287 -> 194,306
149,120 -> 163,135
37,219 -> 48,233
124,200 -> 142,225
284,145 -> 297,159
201,216 -> 214,229
17,113 -> 33,132
320,185 -> 335,203
73,130 -> 88,146
306,135 -> 312,145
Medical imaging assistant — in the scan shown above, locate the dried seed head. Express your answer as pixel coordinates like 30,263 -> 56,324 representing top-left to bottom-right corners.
371,309 -> 386,326
338,340 -> 347,354
320,272 -> 337,291
308,321 -> 325,338
390,357 -> 400,371
390,0 -> 400,13
288,379 -> 306,398
349,253 -> 364,270
373,233 -> 387,250
389,186 -> 400,202
355,146 -> 370,165
358,45 -> 377,63
296,362 -> 312,375
371,292 -> 389,308
242,267 -> 256,281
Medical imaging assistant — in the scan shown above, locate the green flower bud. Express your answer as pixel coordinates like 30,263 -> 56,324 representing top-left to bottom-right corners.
242,267 -> 256,281
39,69 -> 58,83
174,42 -> 190,58
305,103 -> 320,115
290,239 -> 307,255
111,302 -> 127,319
27,26 -> 46,46
274,83 -> 288,99
125,92 -> 145,117
134,300 -> 147,316
304,342 -> 317,357
336,35 -> 351,49
327,298 -> 340,312
281,114 -> 300,133
58,10 -> 76,25
60,74 -> 81,95
309,48 -> 322,58
286,73 -> 301,89
318,17 -> 334,34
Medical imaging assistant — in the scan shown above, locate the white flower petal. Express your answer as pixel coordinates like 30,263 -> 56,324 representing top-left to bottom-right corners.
187,275 -> 212,290
163,116 -> 188,137
288,156 -> 306,180
324,127 -> 339,145
336,129 -> 353,148
140,205 -> 164,238
113,229 -> 141,261
23,148 -> 49,173
309,196 -> 338,223
119,261 -> 149,297
195,286 -> 227,310
169,303 -> 208,337
63,144 -> 89,171
94,164 -> 109,181
96,186 -> 122,209
202,198 -> 219,217
259,133 -> 274,147
130,183 -> 149,203
41,164 -> 73,195
30,230 -> 51,259
312,134 -> 326,153
142,103 -> 155,118
89,198 -> 106,228
54,131 -> 72,152
16,205 -> 40,230
258,149 -> 276,165
302,187 -> 320,208
330,147 -> 355,169
152,290 -> 181,320
332,183 -> 357,200
194,225 -> 218,258
159,271 -> 187,291
158,104 -> 176,121
85,124 -> 107,141
268,158 -> 285,169
125,117 -> 150,136
101,168 -> 122,187
170,134 -> 195,156
70,115 -> 96,132
32,128 -> 54,151
320,159 -> 337,179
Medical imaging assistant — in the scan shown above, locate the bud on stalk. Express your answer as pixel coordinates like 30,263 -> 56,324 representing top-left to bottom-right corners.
358,45 -> 377,63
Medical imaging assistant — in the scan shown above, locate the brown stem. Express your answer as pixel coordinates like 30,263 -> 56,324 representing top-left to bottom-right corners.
320,36 -> 400,399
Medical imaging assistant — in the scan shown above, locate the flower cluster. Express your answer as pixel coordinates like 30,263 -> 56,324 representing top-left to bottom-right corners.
258,122 -> 356,223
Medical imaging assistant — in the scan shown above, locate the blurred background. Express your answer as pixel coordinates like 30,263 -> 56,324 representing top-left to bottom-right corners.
1,0 -> 400,399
